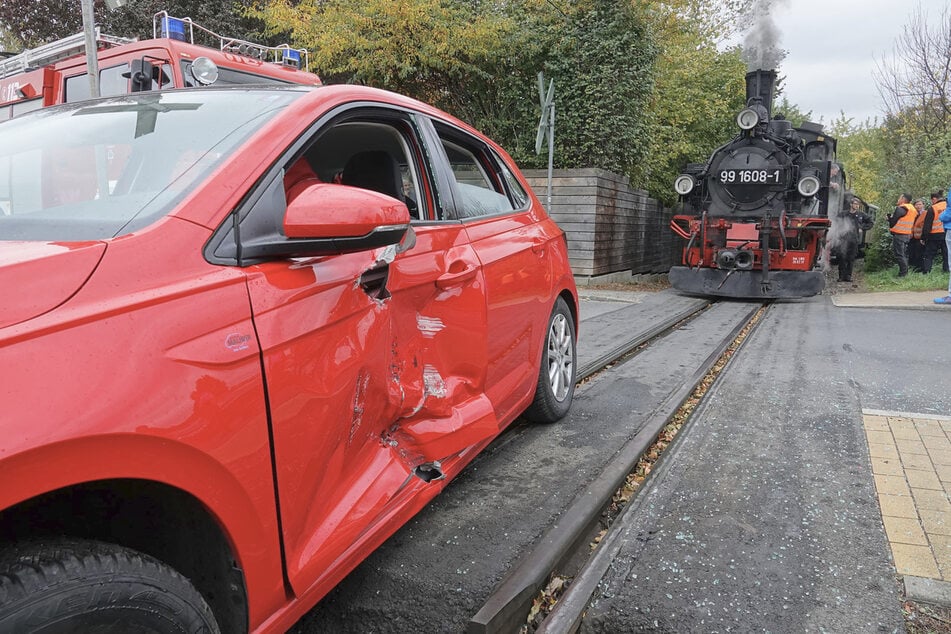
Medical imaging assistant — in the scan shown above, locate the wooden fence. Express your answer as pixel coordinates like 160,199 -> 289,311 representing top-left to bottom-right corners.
522,168 -> 681,279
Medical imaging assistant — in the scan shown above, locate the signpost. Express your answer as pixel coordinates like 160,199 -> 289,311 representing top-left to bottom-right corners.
80,0 -> 129,98
80,0 -> 99,97
535,72 -> 555,213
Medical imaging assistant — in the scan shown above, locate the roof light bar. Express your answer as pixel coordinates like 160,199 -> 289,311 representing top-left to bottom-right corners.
282,48 -> 301,69
152,12 -> 309,70
160,16 -> 187,42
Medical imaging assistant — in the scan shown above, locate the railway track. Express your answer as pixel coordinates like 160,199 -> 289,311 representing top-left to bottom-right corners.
292,291 -> 767,634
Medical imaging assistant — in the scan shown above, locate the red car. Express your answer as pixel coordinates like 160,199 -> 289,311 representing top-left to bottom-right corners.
0,85 -> 577,633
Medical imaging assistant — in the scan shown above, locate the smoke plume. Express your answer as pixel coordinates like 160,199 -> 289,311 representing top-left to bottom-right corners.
741,0 -> 789,71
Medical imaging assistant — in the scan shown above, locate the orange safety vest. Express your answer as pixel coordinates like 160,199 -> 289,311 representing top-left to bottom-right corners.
931,201 -> 948,234
891,203 -> 917,235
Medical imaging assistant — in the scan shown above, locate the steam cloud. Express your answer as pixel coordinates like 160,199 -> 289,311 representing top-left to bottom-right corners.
741,0 -> 789,71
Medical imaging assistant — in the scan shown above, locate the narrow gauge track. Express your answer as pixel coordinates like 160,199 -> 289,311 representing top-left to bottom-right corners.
291,292 -> 766,634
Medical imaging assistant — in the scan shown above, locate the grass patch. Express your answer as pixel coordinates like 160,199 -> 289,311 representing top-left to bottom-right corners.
863,268 -> 949,292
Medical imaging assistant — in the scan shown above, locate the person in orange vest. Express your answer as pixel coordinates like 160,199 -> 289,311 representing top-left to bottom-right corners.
909,198 -> 927,272
888,192 -> 917,277
919,191 -> 948,274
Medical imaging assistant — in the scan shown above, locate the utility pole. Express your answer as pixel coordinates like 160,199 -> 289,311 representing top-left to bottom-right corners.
80,0 -> 99,97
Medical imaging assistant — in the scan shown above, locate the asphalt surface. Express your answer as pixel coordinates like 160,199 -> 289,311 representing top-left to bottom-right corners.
292,292 -> 753,633
292,285 -> 951,633
580,290 -> 951,633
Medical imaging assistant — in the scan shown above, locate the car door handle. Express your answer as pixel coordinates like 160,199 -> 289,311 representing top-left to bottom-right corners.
436,265 -> 478,289
532,239 -> 547,255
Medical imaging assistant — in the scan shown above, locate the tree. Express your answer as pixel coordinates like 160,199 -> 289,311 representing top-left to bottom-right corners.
864,6 -> 951,271
635,0 -> 754,43
0,23 -> 22,52
102,1 -> 269,45
254,0 -> 658,185
541,0 -> 656,179
771,96 -> 814,128
876,5 -> 951,136
252,0 -> 507,98
0,1 -> 262,49
0,2 -> 89,47
637,1 -> 748,203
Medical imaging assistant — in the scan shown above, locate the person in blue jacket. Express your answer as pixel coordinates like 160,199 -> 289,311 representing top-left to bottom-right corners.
936,194 -> 951,304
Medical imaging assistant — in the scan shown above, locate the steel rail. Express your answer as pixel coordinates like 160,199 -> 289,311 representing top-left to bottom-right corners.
468,301 -> 766,634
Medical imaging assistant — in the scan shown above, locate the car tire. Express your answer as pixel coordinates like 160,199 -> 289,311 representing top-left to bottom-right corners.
524,297 -> 576,423
0,537 -> 220,634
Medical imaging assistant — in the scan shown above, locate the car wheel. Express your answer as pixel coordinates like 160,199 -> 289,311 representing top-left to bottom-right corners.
524,297 -> 576,423
0,538 -> 219,634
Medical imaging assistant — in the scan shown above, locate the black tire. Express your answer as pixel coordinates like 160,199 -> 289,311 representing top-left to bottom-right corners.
524,297 -> 577,423
0,538 -> 219,634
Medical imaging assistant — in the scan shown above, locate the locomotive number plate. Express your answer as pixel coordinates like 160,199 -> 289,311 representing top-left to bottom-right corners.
720,169 -> 783,185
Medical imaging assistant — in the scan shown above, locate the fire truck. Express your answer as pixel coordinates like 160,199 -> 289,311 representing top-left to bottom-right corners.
0,12 -> 320,122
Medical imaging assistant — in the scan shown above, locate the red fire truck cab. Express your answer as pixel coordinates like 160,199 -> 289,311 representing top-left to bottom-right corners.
0,12 -> 321,122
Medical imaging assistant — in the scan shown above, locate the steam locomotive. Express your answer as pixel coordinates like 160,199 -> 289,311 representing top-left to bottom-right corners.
668,69 -> 844,299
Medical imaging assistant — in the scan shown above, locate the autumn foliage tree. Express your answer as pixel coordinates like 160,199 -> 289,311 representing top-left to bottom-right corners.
641,2 -> 747,203
861,5 -> 951,271
0,1 -> 264,49
2,0 -> 754,205
254,0 -> 657,183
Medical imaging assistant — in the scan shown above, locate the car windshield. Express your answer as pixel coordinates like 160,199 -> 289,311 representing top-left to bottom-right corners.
0,89 -> 303,241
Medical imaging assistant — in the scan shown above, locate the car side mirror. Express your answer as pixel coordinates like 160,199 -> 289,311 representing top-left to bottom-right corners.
284,182 -> 410,238
238,182 -> 410,260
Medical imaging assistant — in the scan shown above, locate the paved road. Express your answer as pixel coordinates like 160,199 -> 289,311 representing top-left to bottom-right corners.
580,295 -> 951,633
292,291 -> 750,633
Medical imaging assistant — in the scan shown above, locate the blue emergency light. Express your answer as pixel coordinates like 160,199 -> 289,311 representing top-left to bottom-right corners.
282,48 -> 301,69
161,16 -> 187,42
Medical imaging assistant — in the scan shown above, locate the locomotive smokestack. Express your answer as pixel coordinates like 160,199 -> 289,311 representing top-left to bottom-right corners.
745,69 -> 777,119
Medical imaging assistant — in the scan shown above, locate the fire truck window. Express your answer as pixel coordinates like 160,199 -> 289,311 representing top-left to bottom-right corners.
152,64 -> 173,90
0,150 -> 42,215
65,75 -> 90,103
65,64 -> 130,103
11,99 -> 43,118
100,65 -> 129,97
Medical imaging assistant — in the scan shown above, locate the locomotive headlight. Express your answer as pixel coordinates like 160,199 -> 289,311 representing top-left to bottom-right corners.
797,175 -> 821,197
674,174 -> 695,196
736,108 -> 760,130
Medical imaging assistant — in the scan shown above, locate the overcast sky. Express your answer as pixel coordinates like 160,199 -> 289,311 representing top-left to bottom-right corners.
743,0 -> 947,125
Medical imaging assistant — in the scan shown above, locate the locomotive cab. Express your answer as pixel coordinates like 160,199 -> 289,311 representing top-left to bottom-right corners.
669,69 -> 835,299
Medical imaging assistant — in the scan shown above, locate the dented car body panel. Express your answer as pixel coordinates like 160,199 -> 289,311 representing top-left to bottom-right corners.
0,85 -> 577,632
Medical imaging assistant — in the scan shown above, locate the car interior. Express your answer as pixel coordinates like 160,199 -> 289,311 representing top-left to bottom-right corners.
291,121 -> 421,219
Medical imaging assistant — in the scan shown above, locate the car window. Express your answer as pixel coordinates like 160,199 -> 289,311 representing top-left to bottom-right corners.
0,89 -> 303,241
286,118 -> 424,220
495,152 -> 529,209
434,132 -> 514,220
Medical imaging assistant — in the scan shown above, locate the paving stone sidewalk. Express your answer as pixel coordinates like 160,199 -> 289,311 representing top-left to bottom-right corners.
865,410 -> 951,606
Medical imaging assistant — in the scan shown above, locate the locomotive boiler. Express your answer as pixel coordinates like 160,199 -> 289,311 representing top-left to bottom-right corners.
668,69 -> 844,298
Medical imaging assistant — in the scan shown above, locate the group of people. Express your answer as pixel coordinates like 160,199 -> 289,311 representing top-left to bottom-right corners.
887,191 -> 951,304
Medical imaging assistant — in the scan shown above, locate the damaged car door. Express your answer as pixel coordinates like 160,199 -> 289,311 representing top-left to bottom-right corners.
235,106 -> 493,595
